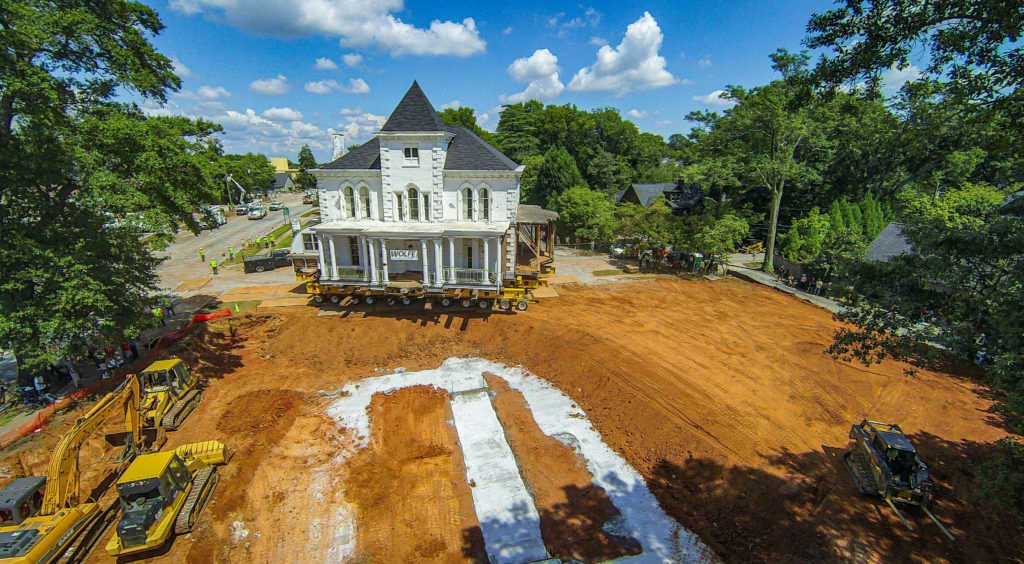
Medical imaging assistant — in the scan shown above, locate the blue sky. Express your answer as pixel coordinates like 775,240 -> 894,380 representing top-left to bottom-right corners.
140,0 -> 847,162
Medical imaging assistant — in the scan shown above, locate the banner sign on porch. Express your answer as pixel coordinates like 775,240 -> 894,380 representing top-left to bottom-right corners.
389,249 -> 419,261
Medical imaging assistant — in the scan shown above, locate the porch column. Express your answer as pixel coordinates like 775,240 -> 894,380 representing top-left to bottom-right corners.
316,234 -> 325,276
380,239 -> 390,285
357,236 -> 367,281
328,235 -> 338,280
367,238 -> 378,284
482,237 -> 490,282
433,239 -> 443,287
447,237 -> 456,283
420,239 -> 430,286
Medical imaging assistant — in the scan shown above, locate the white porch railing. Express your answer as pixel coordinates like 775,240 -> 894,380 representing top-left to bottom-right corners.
444,267 -> 495,285
332,266 -> 364,281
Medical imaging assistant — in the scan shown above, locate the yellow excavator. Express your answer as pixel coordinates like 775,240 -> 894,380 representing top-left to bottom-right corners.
0,376 -> 145,563
138,359 -> 202,430
844,420 -> 955,540
105,441 -> 226,557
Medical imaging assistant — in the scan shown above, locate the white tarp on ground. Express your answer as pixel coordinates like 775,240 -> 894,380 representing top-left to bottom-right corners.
326,357 -> 717,563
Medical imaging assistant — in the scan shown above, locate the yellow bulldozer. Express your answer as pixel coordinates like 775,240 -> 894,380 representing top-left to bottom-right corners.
0,376 -> 146,563
844,420 -> 955,540
105,441 -> 226,557
138,359 -> 202,430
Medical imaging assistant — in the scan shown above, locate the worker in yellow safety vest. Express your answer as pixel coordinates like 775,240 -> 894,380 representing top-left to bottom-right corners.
210,259 -> 218,275
152,307 -> 166,326
228,246 -> 235,259
198,247 -> 205,262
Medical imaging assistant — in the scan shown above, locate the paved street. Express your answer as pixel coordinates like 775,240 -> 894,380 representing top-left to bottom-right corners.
155,192 -> 311,295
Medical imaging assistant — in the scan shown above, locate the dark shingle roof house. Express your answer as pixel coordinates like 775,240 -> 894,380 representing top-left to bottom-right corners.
865,222 -> 914,262
615,177 -> 704,215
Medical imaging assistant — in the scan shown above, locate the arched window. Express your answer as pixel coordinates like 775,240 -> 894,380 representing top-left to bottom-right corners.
463,187 -> 474,220
478,187 -> 490,221
408,187 -> 420,220
423,192 -> 430,221
344,186 -> 355,218
396,193 -> 405,221
359,186 -> 370,218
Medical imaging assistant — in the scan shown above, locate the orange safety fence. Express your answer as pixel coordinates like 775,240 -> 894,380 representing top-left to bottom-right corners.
0,309 -> 232,450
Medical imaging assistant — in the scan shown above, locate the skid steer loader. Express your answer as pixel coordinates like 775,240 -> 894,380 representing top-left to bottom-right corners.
104,441 -> 227,557
844,420 -> 955,540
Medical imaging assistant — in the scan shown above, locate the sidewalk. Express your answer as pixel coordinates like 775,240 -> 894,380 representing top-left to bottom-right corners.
726,253 -> 844,315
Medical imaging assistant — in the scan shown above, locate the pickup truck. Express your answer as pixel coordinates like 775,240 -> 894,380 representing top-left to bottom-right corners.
243,249 -> 292,273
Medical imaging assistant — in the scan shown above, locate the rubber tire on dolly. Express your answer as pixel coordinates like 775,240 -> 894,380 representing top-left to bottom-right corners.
401,296 -> 412,305
499,299 -> 511,311
387,297 -> 397,306
350,297 -> 360,305
461,299 -> 473,308
314,295 -> 324,303
330,294 -> 341,304
364,296 -> 375,305
256,265 -> 265,273
516,299 -> 528,311
478,300 -> 490,309
440,298 -> 452,307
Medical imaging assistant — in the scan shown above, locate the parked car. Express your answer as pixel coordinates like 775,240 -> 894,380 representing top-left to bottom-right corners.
268,201 -> 284,211
302,194 -> 313,204
243,249 -> 292,273
234,204 -> 249,215
247,206 -> 267,220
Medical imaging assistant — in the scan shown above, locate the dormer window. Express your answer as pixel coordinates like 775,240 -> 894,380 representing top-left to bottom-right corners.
403,146 -> 419,166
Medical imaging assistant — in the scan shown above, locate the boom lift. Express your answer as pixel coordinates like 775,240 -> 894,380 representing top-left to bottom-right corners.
138,359 -> 201,430
105,441 -> 227,557
844,420 -> 955,540
0,376 -> 145,563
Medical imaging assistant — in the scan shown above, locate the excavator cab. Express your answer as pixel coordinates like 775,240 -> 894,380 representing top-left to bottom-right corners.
138,359 -> 201,430
0,478 -> 45,527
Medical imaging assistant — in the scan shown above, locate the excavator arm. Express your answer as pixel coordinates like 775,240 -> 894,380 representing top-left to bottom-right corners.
39,376 -> 142,515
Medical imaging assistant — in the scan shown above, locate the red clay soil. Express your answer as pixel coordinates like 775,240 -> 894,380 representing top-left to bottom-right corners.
484,374 -> 641,562
342,386 -> 486,563
1,277 -> 1020,563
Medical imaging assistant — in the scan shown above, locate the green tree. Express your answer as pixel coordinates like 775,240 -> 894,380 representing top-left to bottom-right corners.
518,155 -> 544,204
689,49 -> 829,273
438,106 -> 497,146
533,146 -> 584,208
496,101 -> 542,163
685,213 -> 750,271
0,1 -> 224,369
295,144 -> 317,191
552,185 -> 616,243
779,207 -> 831,262
615,200 -> 681,252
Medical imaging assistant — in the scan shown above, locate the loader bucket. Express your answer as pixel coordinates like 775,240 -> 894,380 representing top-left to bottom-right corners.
175,440 -> 228,467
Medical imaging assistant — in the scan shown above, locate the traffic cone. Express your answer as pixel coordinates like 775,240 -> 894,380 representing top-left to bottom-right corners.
234,304 -> 240,312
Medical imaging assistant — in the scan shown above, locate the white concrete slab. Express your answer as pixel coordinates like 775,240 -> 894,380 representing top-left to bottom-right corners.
450,390 -> 549,564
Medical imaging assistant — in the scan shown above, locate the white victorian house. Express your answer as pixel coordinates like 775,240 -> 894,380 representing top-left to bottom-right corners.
306,81 -> 550,294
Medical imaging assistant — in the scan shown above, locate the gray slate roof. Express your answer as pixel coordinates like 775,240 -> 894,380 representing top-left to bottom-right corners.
270,172 -> 293,189
865,222 -> 913,262
623,182 -> 704,211
629,183 -> 675,207
380,81 -> 447,132
517,204 -> 559,224
443,125 -> 519,171
321,138 -> 381,170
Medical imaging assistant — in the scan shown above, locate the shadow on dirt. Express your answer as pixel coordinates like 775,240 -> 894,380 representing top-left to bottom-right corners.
168,322 -> 246,384
646,433 -> 1022,564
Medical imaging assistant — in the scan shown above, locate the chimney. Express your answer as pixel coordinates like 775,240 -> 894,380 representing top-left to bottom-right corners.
677,175 -> 686,189
331,133 -> 346,161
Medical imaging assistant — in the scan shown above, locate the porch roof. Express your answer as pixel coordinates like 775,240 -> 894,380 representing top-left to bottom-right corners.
312,220 -> 510,237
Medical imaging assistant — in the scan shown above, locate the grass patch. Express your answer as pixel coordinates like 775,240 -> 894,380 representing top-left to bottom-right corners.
593,269 -> 624,276
201,299 -> 261,314
268,222 -> 290,240
275,233 -> 294,249
744,261 -> 763,269
222,245 -> 268,266
299,208 -> 319,218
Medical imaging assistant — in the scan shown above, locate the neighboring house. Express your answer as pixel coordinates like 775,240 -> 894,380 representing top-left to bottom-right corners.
307,81 -> 549,293
270,172 -> 295,192
615,177 -> 704,215
865,222 -> 913,262
268,157 -> 298,174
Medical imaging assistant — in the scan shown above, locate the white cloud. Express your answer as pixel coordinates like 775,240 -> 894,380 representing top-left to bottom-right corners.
249,74 -> 290,95
502,48 -> 564,103
503,27 -> 513,35
654,120 -> 672,127
697,56 -> 712,68
476,106 -> 504,132
692,90 -> 735,107
567,12 -> 677,95
342,53 -> 363,67
171,57 -> 197,79
626,109 -> 649,119
304,78 -> 371,95
881,65 -> 922,92
589,36 -> 607,46
169,0 -> 485,57
197,85 -> 232,100
314,57 -> 338,70
441,100 -> 461,110
261,107 -> 305,121
336,110 -> 388,143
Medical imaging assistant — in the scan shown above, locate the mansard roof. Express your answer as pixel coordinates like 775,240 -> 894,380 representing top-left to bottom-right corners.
443,125 -> 518,171
321,138 -> 381,170
379,80 -> 447,132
